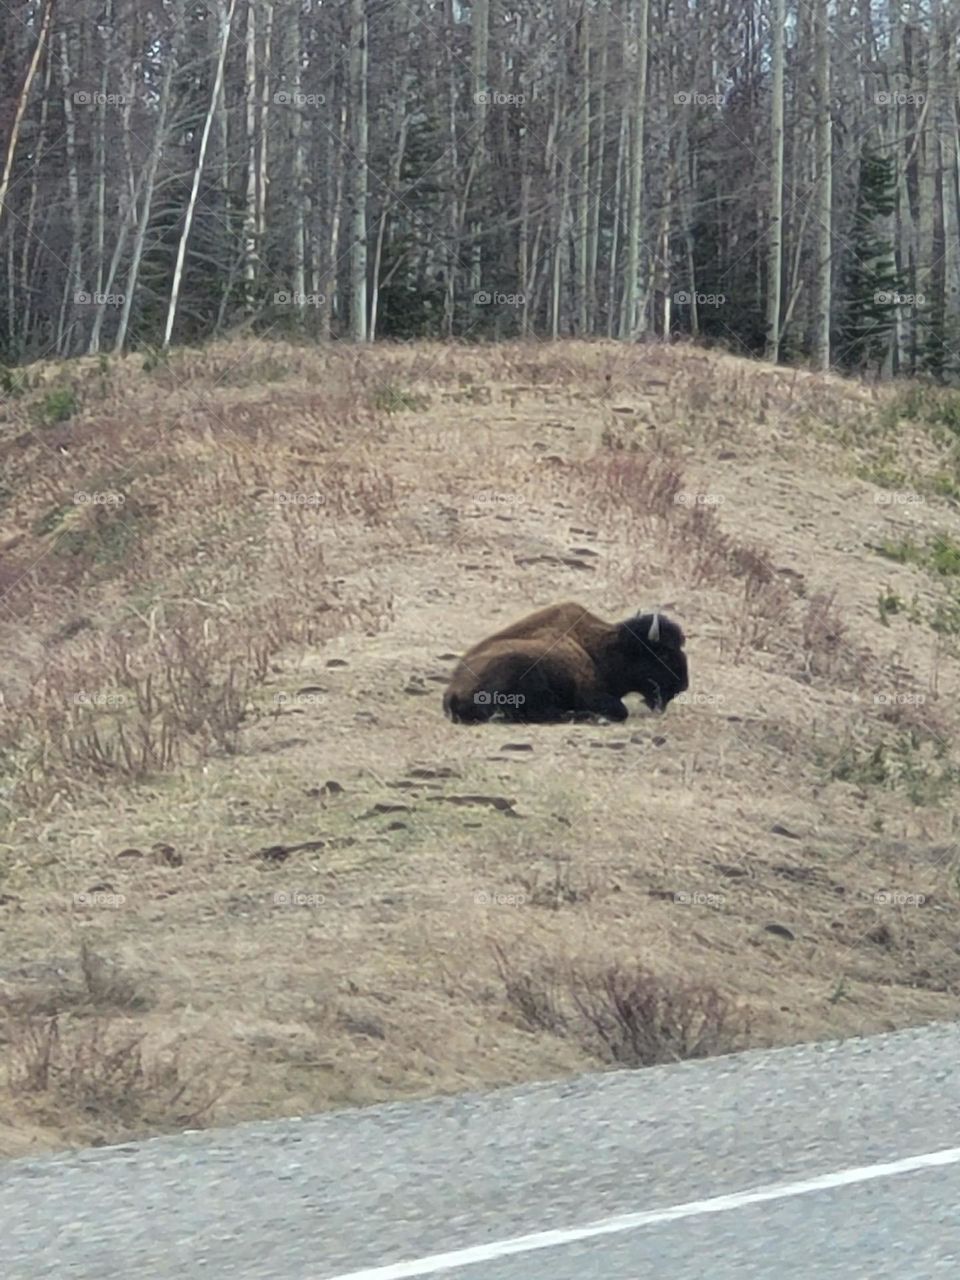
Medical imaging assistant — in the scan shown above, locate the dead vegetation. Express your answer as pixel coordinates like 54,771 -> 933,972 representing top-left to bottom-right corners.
493,946 -> 751,1066
2,336 -> 960,1155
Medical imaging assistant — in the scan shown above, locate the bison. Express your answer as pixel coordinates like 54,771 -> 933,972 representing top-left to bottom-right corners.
442,601 -> 688,724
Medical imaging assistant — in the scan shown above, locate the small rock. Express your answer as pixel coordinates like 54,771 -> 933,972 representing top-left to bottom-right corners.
714,863 -> 749,879
764,923 -> 795,941
152,843 -> 182,868
360,803 -> 412,818
326,658 -> 349,668
771,823 -> 802,840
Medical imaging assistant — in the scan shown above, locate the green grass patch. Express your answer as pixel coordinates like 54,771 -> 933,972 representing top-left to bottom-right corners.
34,387 -> 78,425
822,732 -> 959,806
882,385 -> 960,435
871,533 -> 960,577
371,383 -> 430,414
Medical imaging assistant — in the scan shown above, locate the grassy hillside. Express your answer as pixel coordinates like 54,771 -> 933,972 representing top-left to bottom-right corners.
2,337 -> 960,1155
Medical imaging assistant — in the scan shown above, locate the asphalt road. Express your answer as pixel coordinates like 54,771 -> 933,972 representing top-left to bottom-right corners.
3,1021 -> 960,1279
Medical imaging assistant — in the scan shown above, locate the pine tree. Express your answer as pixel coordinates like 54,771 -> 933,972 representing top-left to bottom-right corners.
839,148 -> 901,373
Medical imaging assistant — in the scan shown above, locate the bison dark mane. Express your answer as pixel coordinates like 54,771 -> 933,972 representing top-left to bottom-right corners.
443,601 -> 689,724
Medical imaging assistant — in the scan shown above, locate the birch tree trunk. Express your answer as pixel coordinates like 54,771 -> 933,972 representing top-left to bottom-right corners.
0,0 -> 54,234
163,0 -> 238,348
286,0 -> 307,313
110,2 -> 185,353
56,30 -> 83,355
587,0 -> 608,332
765,0 -> 785,361
257,3 -> 274,259
574,1 -> 591,335
243,0 -> 259,313
620,0 -> 649,340
813,0 -> 833,370
348,0 -> 369,340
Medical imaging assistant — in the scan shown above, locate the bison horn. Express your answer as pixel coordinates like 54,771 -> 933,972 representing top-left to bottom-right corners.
647,612 -> 661,643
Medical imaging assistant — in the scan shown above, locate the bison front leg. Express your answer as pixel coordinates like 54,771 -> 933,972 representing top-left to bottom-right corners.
580,693 -> 629,721
569,670 -> 629,722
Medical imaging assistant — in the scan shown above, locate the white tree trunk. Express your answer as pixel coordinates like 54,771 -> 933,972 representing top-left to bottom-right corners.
813,0 -> 832,370
619,0 -> 650,340
765,0 -> 785,361
163,0 -> 239,348
348,0 -> 369,340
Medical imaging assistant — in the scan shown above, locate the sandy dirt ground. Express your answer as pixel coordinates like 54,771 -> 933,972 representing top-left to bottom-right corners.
2,337 -> 959,1155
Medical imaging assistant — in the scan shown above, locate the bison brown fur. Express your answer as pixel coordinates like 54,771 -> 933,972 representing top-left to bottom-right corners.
443,601 -> 688,724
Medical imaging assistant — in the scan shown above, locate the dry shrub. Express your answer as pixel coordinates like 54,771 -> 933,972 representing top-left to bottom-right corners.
571,443 -> 804,664
78,943 -> 150,1012
726,553 -> 796,662
0,945 -> 151,1019
321,459 -> 398,526
492,945 -> 567,1034
1,417 -> 386,809
569,963 -> 752,1067
494,949 -> 751,1067
681,502 -> 736,585
875,694 -> 950,745
4,1015 -> 222,1131
799,590 -> 864,683
515,858 -> 599,910
572,444 -> 780,603
13,603 -> 303,798
576,447 -> 684,528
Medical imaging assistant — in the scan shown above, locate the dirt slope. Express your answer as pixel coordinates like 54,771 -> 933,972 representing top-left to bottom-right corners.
2,338 -> 960,1155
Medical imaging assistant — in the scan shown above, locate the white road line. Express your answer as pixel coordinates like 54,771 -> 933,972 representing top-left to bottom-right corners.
323,1145 -> 960,1280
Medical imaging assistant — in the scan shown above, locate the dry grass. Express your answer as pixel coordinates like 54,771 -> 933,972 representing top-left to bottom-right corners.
2,336 -> 960,1156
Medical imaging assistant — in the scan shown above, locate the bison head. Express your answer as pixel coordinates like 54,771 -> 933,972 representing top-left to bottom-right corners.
615,611 -> 689,713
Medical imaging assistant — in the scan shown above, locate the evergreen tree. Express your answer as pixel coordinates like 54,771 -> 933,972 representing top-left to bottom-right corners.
838,148 -> 901,373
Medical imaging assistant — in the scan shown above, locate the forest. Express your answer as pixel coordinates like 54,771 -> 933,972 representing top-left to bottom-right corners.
0,0 -> 957,376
